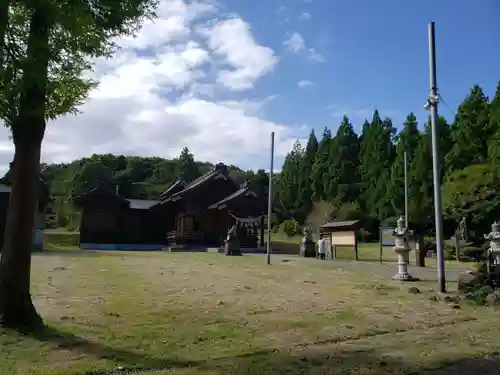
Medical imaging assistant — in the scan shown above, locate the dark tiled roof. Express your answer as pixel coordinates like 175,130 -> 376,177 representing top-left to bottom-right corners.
75,186 -> 129,205
167,163 -> 231,201
208,186 -> 249,209
127,199 -> 160,210
320,220 -> 360,230
159,179 -> 185,200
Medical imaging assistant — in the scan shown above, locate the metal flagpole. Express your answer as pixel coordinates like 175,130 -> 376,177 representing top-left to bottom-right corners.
404,150 -> 409,229
266,132 -> 275,265
427,22 -> 446,293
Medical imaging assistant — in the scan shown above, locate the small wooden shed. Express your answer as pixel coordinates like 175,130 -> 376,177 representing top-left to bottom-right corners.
320,220 -> 361,260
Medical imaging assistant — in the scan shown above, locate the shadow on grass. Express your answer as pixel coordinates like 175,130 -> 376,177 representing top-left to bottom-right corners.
24,325 -> 200,373
33,249 -> 164,258
15,325 -> 500,375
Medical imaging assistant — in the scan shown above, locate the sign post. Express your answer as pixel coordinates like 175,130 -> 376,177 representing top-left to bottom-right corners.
380,226 -> 394,263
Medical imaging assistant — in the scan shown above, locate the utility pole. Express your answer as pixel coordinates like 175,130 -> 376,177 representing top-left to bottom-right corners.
266,132 -> 275,265
428,22 -> 446,293
404,150 -> 409,229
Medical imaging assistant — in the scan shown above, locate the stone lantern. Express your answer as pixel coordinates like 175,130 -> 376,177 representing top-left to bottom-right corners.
485,221 -> 500,265
224,224 -> 241,256
299,227 -> 315,257
392,216 -> 415,281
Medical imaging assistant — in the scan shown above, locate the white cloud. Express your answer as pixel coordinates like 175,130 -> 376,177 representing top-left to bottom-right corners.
283,32 -> 305,53
307,48 -> 325,62
0,0 -> 303,175
297,80 -> 313,88
283,31 -> 325,62
203,18 -> 278,91
298,11 -> 312,21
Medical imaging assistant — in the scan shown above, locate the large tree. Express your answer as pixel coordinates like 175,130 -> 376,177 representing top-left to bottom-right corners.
487,81 -> 500,165
326,115 -> 359,204
310,127 -> 331,201
388,112 -> 420,215
298,130 -> 318,217
446,85 -> 491,172
442,163 -> 500,235
277,140 -> 307,222
358,110 -> 395,219
0,0 -> 157,330
177,147 -> 201,183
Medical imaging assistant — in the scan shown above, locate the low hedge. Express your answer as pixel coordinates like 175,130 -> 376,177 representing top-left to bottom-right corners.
44,231 -> 80,248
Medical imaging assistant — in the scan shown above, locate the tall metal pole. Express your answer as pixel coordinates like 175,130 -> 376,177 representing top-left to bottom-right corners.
428,22 -> 446,293
266,132 -> 275,265
404,150 -> 409,229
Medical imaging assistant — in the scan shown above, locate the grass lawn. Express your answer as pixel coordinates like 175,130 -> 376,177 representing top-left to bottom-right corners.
269,231 -> 470,270
1,250 -> 499,375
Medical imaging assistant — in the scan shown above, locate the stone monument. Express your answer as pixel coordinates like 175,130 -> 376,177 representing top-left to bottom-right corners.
458,215 -> 468,242
485,221 -> 500,265
224,224 -> 241,256
392,216 -> 416,281
299,227 -> 315,257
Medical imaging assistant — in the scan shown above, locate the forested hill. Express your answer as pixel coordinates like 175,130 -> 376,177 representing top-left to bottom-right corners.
0,147 -> 271,229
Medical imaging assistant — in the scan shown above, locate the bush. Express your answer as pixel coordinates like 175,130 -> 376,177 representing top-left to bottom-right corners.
444,242 -> 456,260
44,231 -> 80,248
423,240 -> 436,253
282,219 -> 300,237
333,202 -> 364,221
358,228 -> 372,242
463,247 -> 485,262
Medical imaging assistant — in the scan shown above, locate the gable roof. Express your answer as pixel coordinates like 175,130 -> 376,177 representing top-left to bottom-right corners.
74,186 -> 130,206
320,220 -> 361,231
208,182 -> 257,209
163,163 -> 233,202
127,199 -> 160,210
159,179 -> 185,200
76,186 -> 160,210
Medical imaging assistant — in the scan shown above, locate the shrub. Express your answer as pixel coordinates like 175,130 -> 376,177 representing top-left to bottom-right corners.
423,240 -> 436,253
44,232 -> 80,248
358,228 -> 372,242
444,242 -> 456,260
282,219 -> 300,237
463,247 -> 485,262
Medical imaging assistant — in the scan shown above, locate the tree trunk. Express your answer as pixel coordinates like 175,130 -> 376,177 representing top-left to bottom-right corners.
0,140 -> 44,329
0,0 -> 8,66
0,1 -> 52,331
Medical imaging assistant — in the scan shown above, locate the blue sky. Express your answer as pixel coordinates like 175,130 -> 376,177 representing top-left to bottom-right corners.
224,0 -> 500,135
3,0 -> 496,174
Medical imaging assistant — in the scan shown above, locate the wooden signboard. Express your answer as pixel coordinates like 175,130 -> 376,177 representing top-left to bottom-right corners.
330,230 -> 358,260
379,227 -> 394,263
381,228 -> 394,246
331,231 -> 355,246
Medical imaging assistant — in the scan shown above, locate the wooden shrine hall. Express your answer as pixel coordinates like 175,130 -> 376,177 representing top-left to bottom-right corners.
76,163 -> 268,250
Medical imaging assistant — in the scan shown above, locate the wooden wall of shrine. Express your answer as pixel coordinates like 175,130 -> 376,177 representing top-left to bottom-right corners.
78,190 -> 166,248
79,197 -> 123,244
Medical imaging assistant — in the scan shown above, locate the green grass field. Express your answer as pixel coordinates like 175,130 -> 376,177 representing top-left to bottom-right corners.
42,230 -> 470,269
0,240 -> 496,375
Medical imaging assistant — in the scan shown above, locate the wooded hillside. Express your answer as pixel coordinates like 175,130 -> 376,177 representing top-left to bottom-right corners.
0,147 -> 270,229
